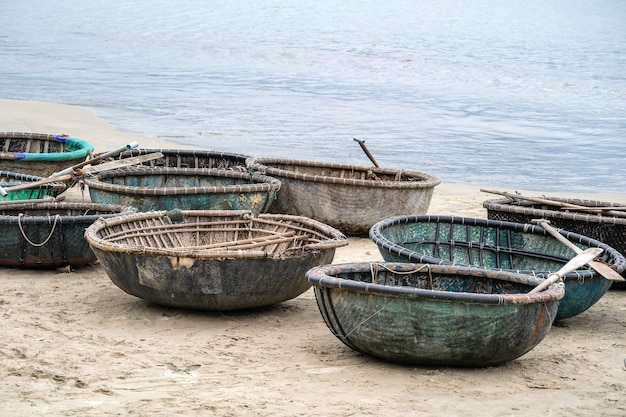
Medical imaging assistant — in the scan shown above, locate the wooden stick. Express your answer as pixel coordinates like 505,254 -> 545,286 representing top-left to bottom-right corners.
185,231 -> 300,250
49,141 -> 139,177
0,152 -> 163,195
353,138 -> 380,168
0,195 -> 65,208
0,173 -> 75,193
532,219 -> 624,282
481,189 -> 626,219
79,152 -> 164,174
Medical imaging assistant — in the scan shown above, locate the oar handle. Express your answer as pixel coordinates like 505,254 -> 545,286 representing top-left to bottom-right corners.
353,138 -> 380,168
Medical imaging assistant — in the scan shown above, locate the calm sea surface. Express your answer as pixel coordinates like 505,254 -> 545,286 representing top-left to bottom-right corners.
1,0 -> 625,193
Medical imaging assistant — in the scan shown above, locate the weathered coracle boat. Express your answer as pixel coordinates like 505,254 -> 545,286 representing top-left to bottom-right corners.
84,210 -> 348,310
0,171 -> 67,201
116,148 -> 251,170
0,132 -> 94,177
83,166 -> 281,214
306,262 -> 564,367
370,215 -> 626,320
248,158 -> 441,236
0,202 -> 129,268
483,195 -> 626,289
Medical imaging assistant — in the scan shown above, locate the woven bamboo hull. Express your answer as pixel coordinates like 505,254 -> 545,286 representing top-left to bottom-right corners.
250,158 -> 440,236
85,167 -> 281,214
0,202 -> 129,268
307,262 -> 563,367
370,215 -> 626,320
0,132 -> 94,177
0,171 -> 67,201
117,148 -> 250,169
484,197 -> 626,289
84,210 -> 347,310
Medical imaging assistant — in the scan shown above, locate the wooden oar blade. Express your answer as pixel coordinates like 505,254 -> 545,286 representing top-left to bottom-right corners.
588,261 -> 626,282
81,152 -> 164,174
556,247 -> 603,276
530,247 -> 604,293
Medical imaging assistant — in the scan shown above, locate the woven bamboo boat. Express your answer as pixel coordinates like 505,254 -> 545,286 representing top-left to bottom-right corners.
0,202 -> 129,268
116,148 -> 250,170
0,132 -> 94,177
249,158 -> 441,236
484,196 -> 626,289
0,170 -> 67,201
84,210 -> 348,310
370,215 -> 626,320
306,262 -> 563,367
84,166 -> 281,214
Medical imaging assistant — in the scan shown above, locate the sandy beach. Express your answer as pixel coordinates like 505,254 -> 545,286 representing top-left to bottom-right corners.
1,99 -> 625,417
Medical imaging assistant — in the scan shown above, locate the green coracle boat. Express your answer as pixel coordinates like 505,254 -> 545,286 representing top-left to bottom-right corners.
369,215 -> 626,320
306,262 -> 564,367
0,132 -> 94,177
84,166 -> 281,214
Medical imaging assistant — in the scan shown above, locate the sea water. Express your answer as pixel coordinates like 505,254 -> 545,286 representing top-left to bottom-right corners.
1,0 -> 625,193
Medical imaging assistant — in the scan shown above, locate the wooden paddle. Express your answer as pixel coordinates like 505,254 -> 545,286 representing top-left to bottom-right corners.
353,138 -> 380,168
532,219 -> 624,282
529,247 -> 604,293
0,152 -> 163,194
481,189 -> 626,219
0,142 -> 141,196
49,141 -> 139,178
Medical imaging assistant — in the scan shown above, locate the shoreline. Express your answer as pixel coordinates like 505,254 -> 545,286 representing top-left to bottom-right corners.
1,99 -> 625,417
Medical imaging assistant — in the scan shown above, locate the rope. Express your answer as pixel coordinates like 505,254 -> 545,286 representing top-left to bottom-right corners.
18,214 -> 61,247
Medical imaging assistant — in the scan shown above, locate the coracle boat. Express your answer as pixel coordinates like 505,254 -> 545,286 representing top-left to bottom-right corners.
116,148 -> 250,170
84,209 -> 348,310
369,215 -> 626,320
483,194 -> 626,289
0,132 -> 94,177
248,158 -> 441,236
306,262 -> 564,367
83,166 -> 281,214
0,202 -> 129,268
0,170 -> 67,201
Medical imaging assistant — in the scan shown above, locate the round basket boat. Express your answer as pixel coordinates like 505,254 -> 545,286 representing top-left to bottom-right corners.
0,170 -> 67,201
115,148 -> 251,170
370,215 -> 626,320
484,196 -> 626,289
0,202 -> 130,268
84,166 -> 281,214
249,158 -> 440,237
84,209 -> 348,310
0,132 -> 94,177
306,262 -> 564,367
